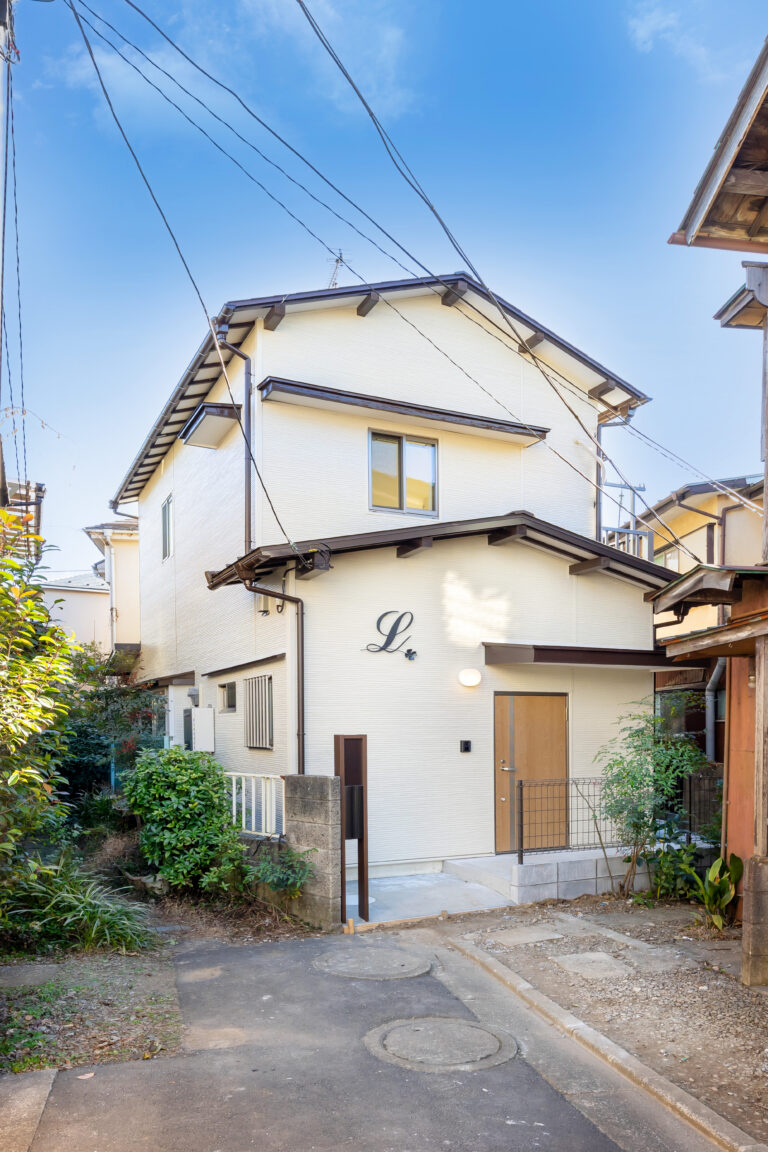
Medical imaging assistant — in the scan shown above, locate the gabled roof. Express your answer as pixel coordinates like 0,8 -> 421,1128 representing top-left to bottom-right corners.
671,39 -> 768,253
648,474 -> 763,520
42,570 -> 109,593
112,273 -> 649,506
207,509 -> 673,593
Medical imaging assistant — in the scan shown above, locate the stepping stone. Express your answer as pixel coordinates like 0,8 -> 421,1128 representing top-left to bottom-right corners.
552,951 -> 634,980
489,925 -> 564,947
364,1016 -> 518,1073
314,945 -> 431,980
0,963 -> 60,988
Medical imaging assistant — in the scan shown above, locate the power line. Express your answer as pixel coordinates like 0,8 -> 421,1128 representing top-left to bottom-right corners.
79,5 -> 693,556
8,64 -> 27,497
296,0 -> 698,559
78,11 -> 694,556
64,0 -> 304,561
108,1 -> 755,532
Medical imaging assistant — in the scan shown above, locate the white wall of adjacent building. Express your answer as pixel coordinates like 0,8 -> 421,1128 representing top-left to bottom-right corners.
43,585 -> 111,651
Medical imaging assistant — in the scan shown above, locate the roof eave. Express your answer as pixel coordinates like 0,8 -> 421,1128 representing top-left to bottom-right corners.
674,38 -> 768,247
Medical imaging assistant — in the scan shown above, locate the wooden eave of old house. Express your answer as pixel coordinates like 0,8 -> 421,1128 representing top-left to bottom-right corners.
670,38 -> 768,254
650,563 -> 768,659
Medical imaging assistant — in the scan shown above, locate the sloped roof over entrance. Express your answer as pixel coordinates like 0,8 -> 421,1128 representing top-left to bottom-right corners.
112,273 -> 648,506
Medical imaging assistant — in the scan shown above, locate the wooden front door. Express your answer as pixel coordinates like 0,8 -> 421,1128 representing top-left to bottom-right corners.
494,694 -> 568,853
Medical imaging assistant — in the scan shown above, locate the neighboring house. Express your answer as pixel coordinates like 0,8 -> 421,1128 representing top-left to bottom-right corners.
112,273 -> 673,906
42,570 -> 110,650
666,40 -> 768,984
84,518 -> 140,658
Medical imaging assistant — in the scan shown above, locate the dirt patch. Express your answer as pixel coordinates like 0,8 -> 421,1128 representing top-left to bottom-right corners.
461,899 -> 768,1144
0,949 -> 181,1074
152,895 -> 318,946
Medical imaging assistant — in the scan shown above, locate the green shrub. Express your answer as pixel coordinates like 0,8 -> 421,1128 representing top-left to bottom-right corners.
123,747 -> 247,892
0,855 -> 152,951
595,694 -> 709,897
251,847 -> 314,900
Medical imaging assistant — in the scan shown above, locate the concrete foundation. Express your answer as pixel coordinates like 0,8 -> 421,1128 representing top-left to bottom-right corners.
444,848 -> 649,904
741,854 -> 768,986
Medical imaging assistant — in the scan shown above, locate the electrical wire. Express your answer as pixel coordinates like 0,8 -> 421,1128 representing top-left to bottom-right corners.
65,0 -> 306,563
78,4 -> 690,556
8,64 -> 27,499
295,0 -> 699,560
109,1 -> 759,530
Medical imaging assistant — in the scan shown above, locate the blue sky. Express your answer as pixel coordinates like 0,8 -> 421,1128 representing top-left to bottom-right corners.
8,0 -> 768,569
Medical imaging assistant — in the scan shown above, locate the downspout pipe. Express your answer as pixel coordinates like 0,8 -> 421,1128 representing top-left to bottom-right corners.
705,657 -> 726,764
217,335 -> 252,557
243,580 -> 305,775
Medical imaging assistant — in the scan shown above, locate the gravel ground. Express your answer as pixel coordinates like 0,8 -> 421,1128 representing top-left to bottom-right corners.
459,897 -> 768,1143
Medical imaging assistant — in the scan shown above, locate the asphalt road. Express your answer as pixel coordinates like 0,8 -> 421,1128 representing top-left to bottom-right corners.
23,932 -> 722,1152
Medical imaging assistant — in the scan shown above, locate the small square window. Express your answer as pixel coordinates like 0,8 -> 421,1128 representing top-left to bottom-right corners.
370,432 -> 436,513
220,682 -> 236,712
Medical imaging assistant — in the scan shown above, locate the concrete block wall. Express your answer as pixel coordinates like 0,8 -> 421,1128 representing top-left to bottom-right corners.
445,848 -> 649,905
283,774 -> 341,928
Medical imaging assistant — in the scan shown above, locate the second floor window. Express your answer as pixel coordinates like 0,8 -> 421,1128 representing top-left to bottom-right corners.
161,495 -> 174,561
370,432 -> 437,514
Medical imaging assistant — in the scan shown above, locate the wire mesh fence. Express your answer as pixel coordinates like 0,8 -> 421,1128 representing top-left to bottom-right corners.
512,772 -> 722,863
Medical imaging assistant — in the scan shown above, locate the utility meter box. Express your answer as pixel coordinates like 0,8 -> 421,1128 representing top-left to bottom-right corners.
190,705 -> 215,753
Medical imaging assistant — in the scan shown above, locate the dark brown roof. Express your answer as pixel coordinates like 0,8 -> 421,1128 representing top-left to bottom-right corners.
207,509 -> 673,593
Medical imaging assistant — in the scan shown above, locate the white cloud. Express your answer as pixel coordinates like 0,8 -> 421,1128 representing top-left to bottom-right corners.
626,2 -> 729,83
233,0 -> 414,119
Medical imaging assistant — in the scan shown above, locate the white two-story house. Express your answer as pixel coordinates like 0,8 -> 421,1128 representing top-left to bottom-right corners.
113,273 -> 672,903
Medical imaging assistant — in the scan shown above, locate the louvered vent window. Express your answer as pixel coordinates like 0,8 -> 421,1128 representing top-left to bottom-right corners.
244,674 -> 273,749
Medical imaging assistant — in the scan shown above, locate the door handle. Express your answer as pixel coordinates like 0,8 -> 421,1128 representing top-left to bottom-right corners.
499,764 -> 513,772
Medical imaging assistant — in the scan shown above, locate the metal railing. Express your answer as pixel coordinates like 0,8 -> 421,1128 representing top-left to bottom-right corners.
601,526 -> 654,560
225,772 -> 285,837
514,773 -> 722,864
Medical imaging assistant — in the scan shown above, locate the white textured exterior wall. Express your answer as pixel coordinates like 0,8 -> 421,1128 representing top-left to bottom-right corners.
256,296 -> 599,541
43,588 -> 110,651
132,291 -> 656,867
295,540 -> 651,865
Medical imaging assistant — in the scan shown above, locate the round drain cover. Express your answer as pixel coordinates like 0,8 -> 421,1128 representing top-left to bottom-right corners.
364,1016 -> 518,1073
314,946 -> 431,980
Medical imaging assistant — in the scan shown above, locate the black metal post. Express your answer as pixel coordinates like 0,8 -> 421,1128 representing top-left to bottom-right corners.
517,779 -> 524,865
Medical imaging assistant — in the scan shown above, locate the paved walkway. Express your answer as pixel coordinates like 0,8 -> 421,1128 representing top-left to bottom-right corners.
4,931 -> 729,1152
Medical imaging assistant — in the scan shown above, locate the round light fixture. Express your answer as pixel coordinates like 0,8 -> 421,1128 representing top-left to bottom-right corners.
458,668 -> 482,688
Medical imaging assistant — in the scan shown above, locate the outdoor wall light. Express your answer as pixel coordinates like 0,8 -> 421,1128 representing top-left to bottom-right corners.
458,668 -> 482,688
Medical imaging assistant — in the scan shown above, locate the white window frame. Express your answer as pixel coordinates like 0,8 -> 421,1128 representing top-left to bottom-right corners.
368,430 -> 438,517
161,494 -> 174,561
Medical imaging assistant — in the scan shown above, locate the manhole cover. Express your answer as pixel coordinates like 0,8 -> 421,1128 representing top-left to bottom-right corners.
314,946 -> 431,980
364,1016 -> 518,1072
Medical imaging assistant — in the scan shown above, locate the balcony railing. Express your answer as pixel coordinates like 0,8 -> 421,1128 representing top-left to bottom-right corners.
601,526 -> 654,560
225,772 -> 285,837
512,773 -> 722,864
